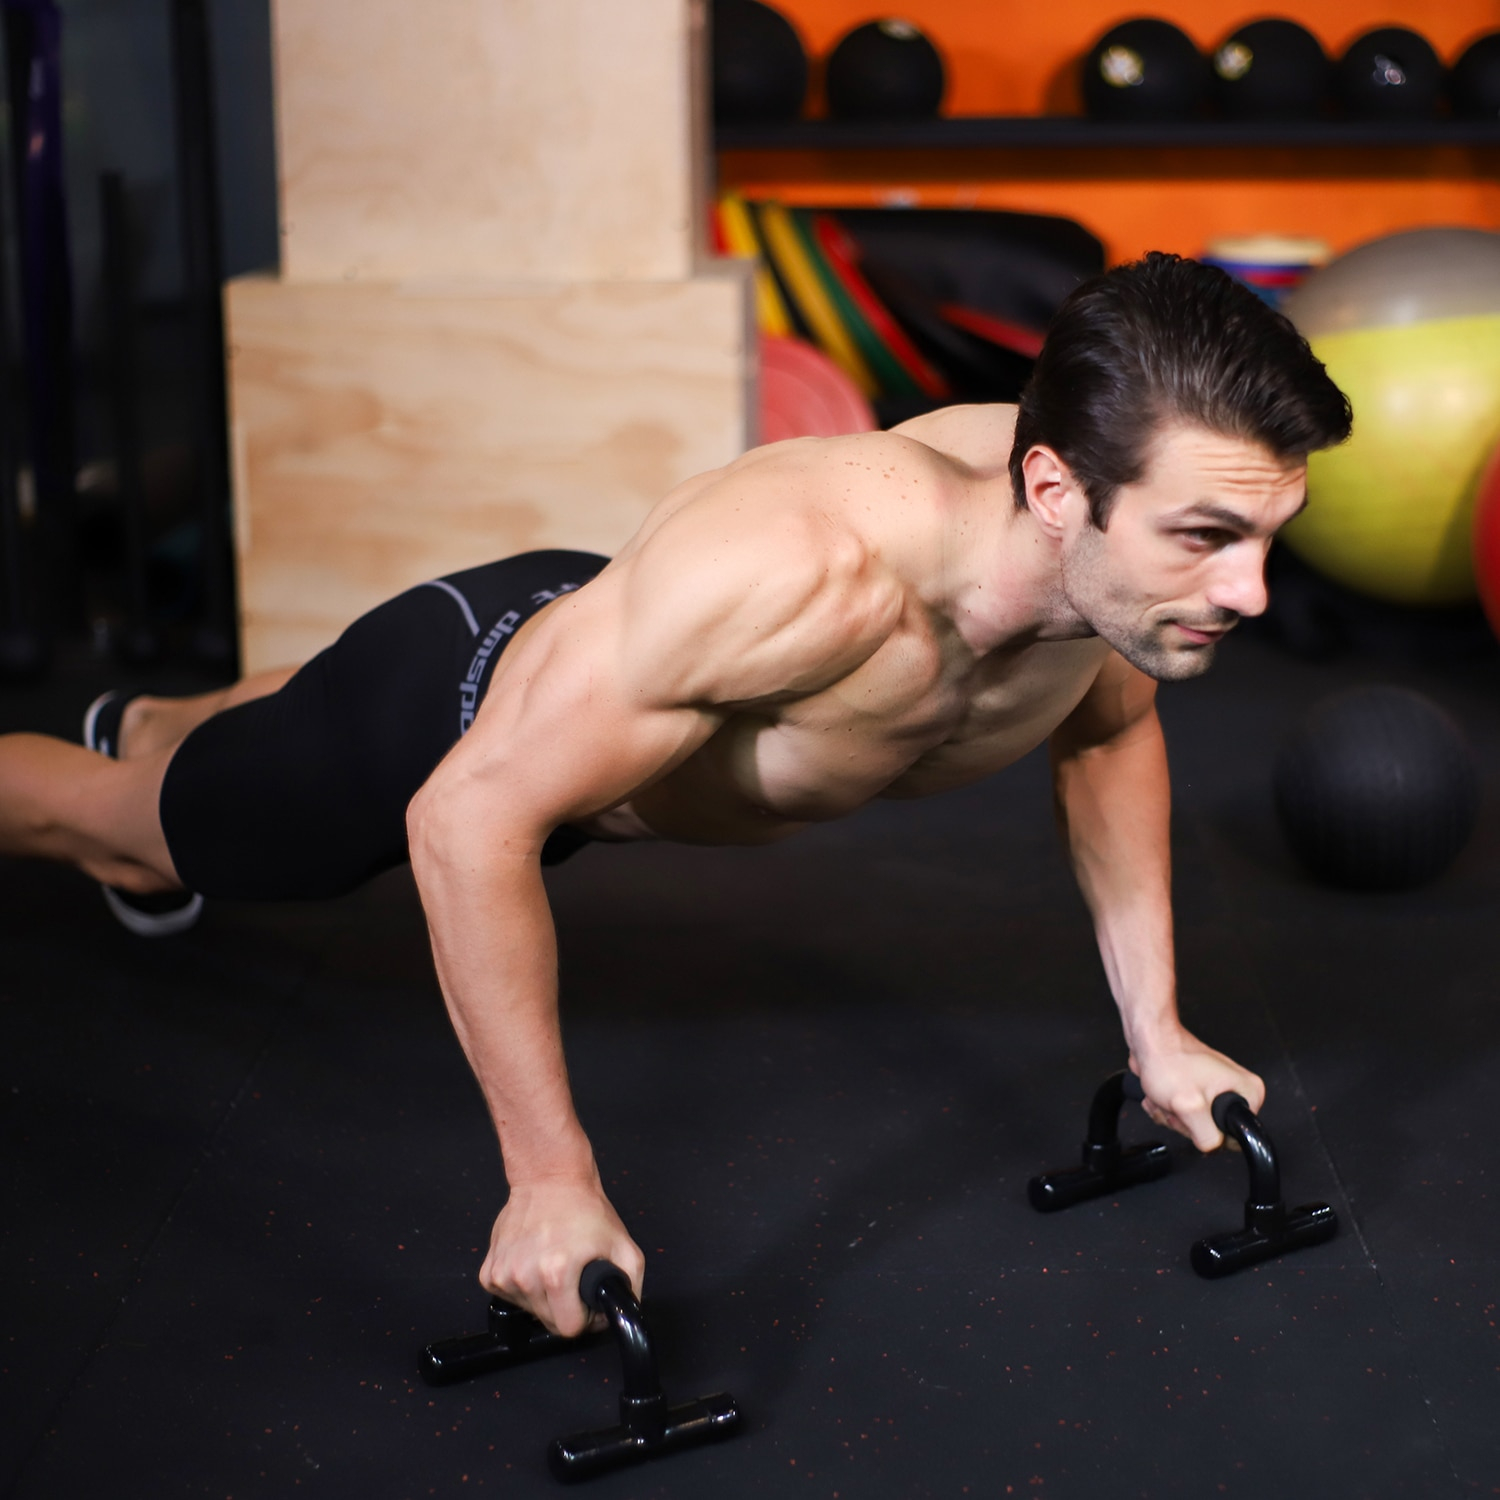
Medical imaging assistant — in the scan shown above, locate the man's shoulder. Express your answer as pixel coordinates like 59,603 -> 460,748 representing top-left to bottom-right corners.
614,427 -> 960,635
731,428 -> 976,538
620,483 -> 894,631
887,403 -> 1019,475
604,458 -> 908,704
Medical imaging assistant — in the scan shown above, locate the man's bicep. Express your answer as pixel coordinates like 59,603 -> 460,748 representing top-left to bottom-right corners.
1051,651 -> 1160,755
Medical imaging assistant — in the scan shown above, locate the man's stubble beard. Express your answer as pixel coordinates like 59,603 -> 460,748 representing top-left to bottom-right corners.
1059,523 -> 1223,684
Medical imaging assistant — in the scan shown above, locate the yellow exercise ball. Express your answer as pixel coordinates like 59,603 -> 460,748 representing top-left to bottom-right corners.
1280,229 -> 1500,606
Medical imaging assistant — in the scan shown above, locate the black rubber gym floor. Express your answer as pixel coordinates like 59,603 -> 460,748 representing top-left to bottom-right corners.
3,624 -> 1498,1498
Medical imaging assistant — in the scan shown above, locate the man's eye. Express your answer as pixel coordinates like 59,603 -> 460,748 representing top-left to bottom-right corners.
1182,528 -> 1229,548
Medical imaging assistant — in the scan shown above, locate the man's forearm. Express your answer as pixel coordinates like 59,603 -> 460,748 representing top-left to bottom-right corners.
409,815 -> 647,1334
1050,711 -> 1182,1054
410,826 -> 594,1186
1050,704 -> 1266,1146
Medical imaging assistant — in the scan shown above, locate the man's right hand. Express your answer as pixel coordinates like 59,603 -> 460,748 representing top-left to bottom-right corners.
1131,1031 -> 1266,1155
480,1174 -> 645,1338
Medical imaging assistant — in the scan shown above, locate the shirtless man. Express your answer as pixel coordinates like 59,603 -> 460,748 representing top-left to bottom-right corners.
0,252 -> 1351,1338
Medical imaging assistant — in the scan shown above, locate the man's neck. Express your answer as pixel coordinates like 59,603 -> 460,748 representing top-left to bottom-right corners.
942,480 -> 1093,656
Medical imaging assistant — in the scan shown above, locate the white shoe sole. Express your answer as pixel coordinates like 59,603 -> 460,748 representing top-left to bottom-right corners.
87,693 -> 205,937
102,886 -> 205,938
82,690 -> 120,755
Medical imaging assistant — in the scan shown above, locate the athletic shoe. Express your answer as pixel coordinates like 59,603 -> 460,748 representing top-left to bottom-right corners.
82,689 -> 205,937
81,688 -> 131,758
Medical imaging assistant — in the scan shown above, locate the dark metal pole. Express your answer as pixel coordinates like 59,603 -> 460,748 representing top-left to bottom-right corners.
169,0 -> 236,670
100,171 -> 160,665
0,59 -> 45,680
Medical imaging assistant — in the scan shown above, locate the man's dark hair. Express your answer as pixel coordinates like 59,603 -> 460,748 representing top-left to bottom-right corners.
1008,251 -> 1352,527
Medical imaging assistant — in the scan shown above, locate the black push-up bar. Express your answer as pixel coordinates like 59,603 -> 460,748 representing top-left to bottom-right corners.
420,1260 -> 741,1482
1029,1069 -> 1338,1277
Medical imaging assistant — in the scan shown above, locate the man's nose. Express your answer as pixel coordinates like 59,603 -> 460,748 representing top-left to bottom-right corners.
1207,544 -> 1270,619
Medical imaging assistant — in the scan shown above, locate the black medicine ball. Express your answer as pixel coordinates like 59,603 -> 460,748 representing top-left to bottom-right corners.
1334,27 -> 1442,119
1449,31 -> 1500,120
1272,686 -> 1481,892
1082,17 -> 1207,122
1211,17 -> 1329,120
825,18 -> 947,121
712,0 -> 809,124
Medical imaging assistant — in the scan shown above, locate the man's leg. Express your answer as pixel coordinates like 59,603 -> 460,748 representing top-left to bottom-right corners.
115,666 -> 299,759
0,736 -> 180,892
0,667 -> 300,895
4,553 -> 612,907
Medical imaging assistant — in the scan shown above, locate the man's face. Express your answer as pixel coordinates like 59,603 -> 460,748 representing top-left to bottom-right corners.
1059,423 -> 1307,682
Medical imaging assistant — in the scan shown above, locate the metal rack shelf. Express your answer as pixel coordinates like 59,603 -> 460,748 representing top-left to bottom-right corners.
716,117 -> 1500,150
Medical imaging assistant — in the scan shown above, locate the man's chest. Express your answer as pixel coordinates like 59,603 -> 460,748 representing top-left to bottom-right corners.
747,631 -> 1113,807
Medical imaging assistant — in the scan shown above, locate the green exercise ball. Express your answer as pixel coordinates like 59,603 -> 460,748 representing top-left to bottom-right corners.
1278,228 -> 1500,605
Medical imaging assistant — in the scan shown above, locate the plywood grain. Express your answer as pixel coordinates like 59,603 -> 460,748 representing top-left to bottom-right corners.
271,0 -> 709,283
226,269 -> 753,671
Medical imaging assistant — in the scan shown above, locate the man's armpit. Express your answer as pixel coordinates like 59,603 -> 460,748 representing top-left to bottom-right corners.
1055,652 -> 1159,750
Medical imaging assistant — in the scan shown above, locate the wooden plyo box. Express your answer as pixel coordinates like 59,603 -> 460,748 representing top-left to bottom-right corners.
226,268 -> 753,672
271,0 -> 709,283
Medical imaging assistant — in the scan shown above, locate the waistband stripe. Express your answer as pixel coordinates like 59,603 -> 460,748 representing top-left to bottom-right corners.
419,578 -> 481,638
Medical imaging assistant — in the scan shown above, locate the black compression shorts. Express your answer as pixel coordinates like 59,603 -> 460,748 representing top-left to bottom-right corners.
159,550 -> 610,900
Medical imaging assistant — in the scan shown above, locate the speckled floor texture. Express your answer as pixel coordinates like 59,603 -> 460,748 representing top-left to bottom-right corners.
3,623 -> 1498,1499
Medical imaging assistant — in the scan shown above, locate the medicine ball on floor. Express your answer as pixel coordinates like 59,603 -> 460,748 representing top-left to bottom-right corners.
712,0 -> 808,123
1210,18 -> 1329,120
1082,18 -> 1206,122
825,19 -> 946,121
1334,27 -> 1442,119
1273,686 -> 1481,891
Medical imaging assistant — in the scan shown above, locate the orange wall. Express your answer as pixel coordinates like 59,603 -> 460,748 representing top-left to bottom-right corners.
718,1 -> 1500,263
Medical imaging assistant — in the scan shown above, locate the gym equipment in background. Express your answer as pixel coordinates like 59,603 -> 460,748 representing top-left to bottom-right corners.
1334,27 -> 1442,119
760,333 -> 877,442
711,0 -> 807,124
1209,17 -> 1329,120
1448,31 -> 1500,120
726,202 -> 1102,421
715,191 -> 794,337
1473,438 -> 1500,638
1273,685 -> 1481,892
421,1260 -> 741,1482
810,214 -> 949,399
1030,1070 -> 1338,1278
789,209 -> 915,398
4,0 -> 78,635
825,18 -> 946,122
0,14 -> 44,680
831,206 -> 1103,388
1202,234 -> 1328,308
1081,17 -> 1206,123
0,306 -> 42,678
757,201 -> 879,396
1280,228 -> 1500,606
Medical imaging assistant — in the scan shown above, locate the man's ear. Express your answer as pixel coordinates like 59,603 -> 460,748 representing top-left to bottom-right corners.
1021,445 -> 1080,539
